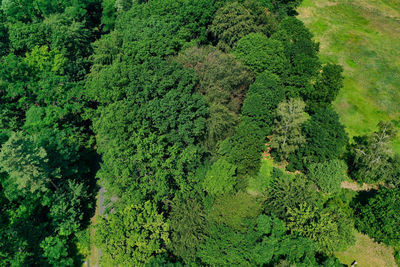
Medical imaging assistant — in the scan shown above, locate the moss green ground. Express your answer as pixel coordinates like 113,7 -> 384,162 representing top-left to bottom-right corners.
298,0 -> 400,153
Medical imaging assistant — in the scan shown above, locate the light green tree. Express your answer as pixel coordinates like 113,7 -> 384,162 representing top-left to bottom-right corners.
270,98 -> 308,160
351,121 -> 397,183
96,201 -> 170,266
0,132 -> 58,194
203,158 -> 237,196
308,160 -> 347,194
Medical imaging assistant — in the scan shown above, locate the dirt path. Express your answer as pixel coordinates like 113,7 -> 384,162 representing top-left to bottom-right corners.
341,181 -> 382,191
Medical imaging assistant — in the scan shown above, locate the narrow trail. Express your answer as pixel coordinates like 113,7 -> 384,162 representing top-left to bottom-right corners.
95,187 -> 105,267
341,180 -> 382,191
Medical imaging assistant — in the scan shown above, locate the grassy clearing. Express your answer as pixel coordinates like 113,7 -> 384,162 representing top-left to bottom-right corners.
247,157 -> 276,194
335,232 -> 397,267
298,0 -> 400,153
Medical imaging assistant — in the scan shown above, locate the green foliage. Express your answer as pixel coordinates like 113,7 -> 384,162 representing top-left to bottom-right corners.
90,60 -> 208,202
176,46 -> 253,150
209,1 -> 258,51
270,98 -> 308,161
289,107 -> 348,170
96,201 -> 170,266
203,158 -> 237,196
198,214 -> 329,266
210,191 -> 261,230
308,160 -> 347,194
0,132 -> 55,194
353,188 -> 400,247
147,0 -> 216,44
168,197 -> 207,264
287,202 -> 354,254
349,121 -> 398,183
265,170 -> 320,218
307,63 -> 344,112
40,236 -> 73,267
241,70 -> 285,134
0,0 -> 372,264
247,158 -> 275,193
272,17 -> 320,97
234,32 -> 287,75
269,0 -> 303,17
219,118 -> 265,175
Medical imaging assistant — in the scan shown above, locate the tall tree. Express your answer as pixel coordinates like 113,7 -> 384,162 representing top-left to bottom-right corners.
0,132 -> 57,194
349,121 -> 397,183
209,1 -> 258,51
234,32 -> 287,75
168,197 -> 207,264
96,201 -> 170,266
270,98 -> 308,161
353,187 -> 400,247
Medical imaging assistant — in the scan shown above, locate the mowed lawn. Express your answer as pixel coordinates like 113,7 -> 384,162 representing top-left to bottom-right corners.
298,0 -> 400,153
335,232 -> 397,267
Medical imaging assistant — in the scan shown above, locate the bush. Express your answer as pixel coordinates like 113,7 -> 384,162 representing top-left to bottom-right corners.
308,160 -> 347,194
234,32 -> 287,75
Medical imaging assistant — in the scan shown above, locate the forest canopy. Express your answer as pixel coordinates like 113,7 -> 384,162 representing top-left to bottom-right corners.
0,0 -> 398,266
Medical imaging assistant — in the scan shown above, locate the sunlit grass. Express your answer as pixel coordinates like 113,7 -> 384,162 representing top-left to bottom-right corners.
335,232 -> 397,267
298,0 -> 400,153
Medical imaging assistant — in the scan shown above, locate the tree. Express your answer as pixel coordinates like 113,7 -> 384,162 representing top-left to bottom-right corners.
205,103 -> 239,151
89,60 -> 208,202
148,0 -> 216,44
353,187 -> 400,247
271,17 -> 320,98
203,158 -> 237,196
289,107 -> 348,171
0,132 -> 57,194
176,46 -> 253,113
175,46 -> 253,150
265,170 -> 320,218
168,197 -> 207,264
287,203 -> 354,254
270,98 -> 308,161
234,32 -> 287,75
40,236 -> 73,267
96,201 -> 170,266
308,160 -> 347,194
241,70 -> 285,134
209,1 -> 258,51
267,0 -> 303,17
219,118 -> 265,175
349,121 -> 397,183
307,63 -> 344,112
198,214 -> 331,266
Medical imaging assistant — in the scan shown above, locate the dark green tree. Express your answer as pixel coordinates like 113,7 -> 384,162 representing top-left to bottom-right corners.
353,187 -> 400,247
241,70 -> 285,134
209,1 -> 258,51
168,197 -> 207,264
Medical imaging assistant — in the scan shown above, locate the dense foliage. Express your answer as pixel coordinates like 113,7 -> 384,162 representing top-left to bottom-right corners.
0,0 -> 398,265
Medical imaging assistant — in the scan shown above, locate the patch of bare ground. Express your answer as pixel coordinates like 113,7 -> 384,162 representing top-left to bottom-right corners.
341,180 -> 383,191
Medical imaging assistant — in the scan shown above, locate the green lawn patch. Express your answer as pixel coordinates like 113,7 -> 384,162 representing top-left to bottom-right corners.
335,232 -> 397,267
298,0 -> 400,153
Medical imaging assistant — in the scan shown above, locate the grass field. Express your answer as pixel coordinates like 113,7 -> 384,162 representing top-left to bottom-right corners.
298,0 -> 400,153
335,232 -> 397,267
